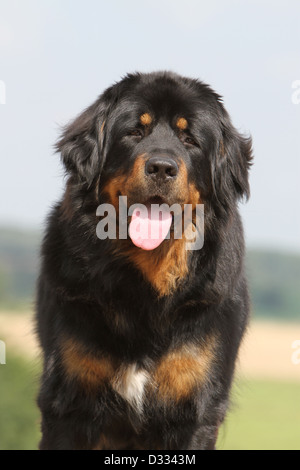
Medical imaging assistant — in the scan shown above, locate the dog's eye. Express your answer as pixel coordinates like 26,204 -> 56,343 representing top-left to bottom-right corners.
184,137 -> 197,146
128,129 -> 143,138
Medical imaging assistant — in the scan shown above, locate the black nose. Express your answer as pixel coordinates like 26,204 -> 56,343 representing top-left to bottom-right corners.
145,157 -> 179,181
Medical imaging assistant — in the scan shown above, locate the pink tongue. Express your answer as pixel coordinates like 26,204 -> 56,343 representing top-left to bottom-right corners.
129,205 -> 172,250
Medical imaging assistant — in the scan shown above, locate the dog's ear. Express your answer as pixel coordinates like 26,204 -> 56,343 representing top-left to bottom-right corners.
212,111 -> 253,208
56,89 -> 115,186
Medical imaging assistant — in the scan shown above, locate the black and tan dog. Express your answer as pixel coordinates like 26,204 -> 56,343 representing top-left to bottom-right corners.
36,71 -> 253,450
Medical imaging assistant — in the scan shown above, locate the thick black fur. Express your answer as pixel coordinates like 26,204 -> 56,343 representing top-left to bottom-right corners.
36,71 -> 253,450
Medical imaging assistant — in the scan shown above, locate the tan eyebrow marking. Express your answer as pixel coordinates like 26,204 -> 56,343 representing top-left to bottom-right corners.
140,113 -> 152,126
176,117 -> 188,130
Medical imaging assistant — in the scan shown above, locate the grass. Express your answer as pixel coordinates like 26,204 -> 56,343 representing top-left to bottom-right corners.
218,378 -> 300,450
0,353 -> 41,450
0,352 -> 299,450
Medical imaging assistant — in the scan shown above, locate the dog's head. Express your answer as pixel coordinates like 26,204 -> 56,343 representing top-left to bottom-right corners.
57,71 -> 252,226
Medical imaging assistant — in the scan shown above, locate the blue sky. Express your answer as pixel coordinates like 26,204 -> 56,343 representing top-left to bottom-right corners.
0,0 -> 300,251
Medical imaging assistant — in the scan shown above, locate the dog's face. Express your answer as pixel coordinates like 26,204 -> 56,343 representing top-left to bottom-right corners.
99,76 -> 215,211
57,71 -> 252,220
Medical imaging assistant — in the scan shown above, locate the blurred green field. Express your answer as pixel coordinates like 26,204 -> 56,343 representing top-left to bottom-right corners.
218,379 -> 300,450
0,352 -> 299,450
0,354 -> 41,450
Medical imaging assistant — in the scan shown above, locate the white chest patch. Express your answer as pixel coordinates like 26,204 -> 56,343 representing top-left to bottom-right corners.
112,363 -> 150,414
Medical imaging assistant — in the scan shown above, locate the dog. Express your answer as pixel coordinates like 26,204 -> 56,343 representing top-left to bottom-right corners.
36,71 -> 253,450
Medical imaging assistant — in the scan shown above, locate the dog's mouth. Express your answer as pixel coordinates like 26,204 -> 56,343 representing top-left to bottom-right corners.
128,196 -> 174,251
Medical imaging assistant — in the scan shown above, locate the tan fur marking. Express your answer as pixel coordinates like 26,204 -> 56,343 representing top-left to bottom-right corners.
140,113 -> 152,126
122,155 -> 146,198
101,155 -> 146,210
101,174 -> 126,210
219,139 -> 225,157
61,339 -> 115,388
126,237 -> 189,297
153,338 -> 217,401
188,182 -> 201,208
93,434 -> 111,450
179,163 -> 201,208
176,117 -> 188,130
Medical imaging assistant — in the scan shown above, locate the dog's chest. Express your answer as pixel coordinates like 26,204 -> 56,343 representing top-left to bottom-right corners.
109,338 -> 216,413
61,337 -> 216,414
111,363 -> 150,414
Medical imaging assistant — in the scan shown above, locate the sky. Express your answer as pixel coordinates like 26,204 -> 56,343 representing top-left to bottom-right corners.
0,0 -> 300,251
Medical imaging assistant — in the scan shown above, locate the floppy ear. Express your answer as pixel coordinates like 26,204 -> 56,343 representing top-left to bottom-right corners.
55,93 -> 113,186
212,116 -> 253,207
